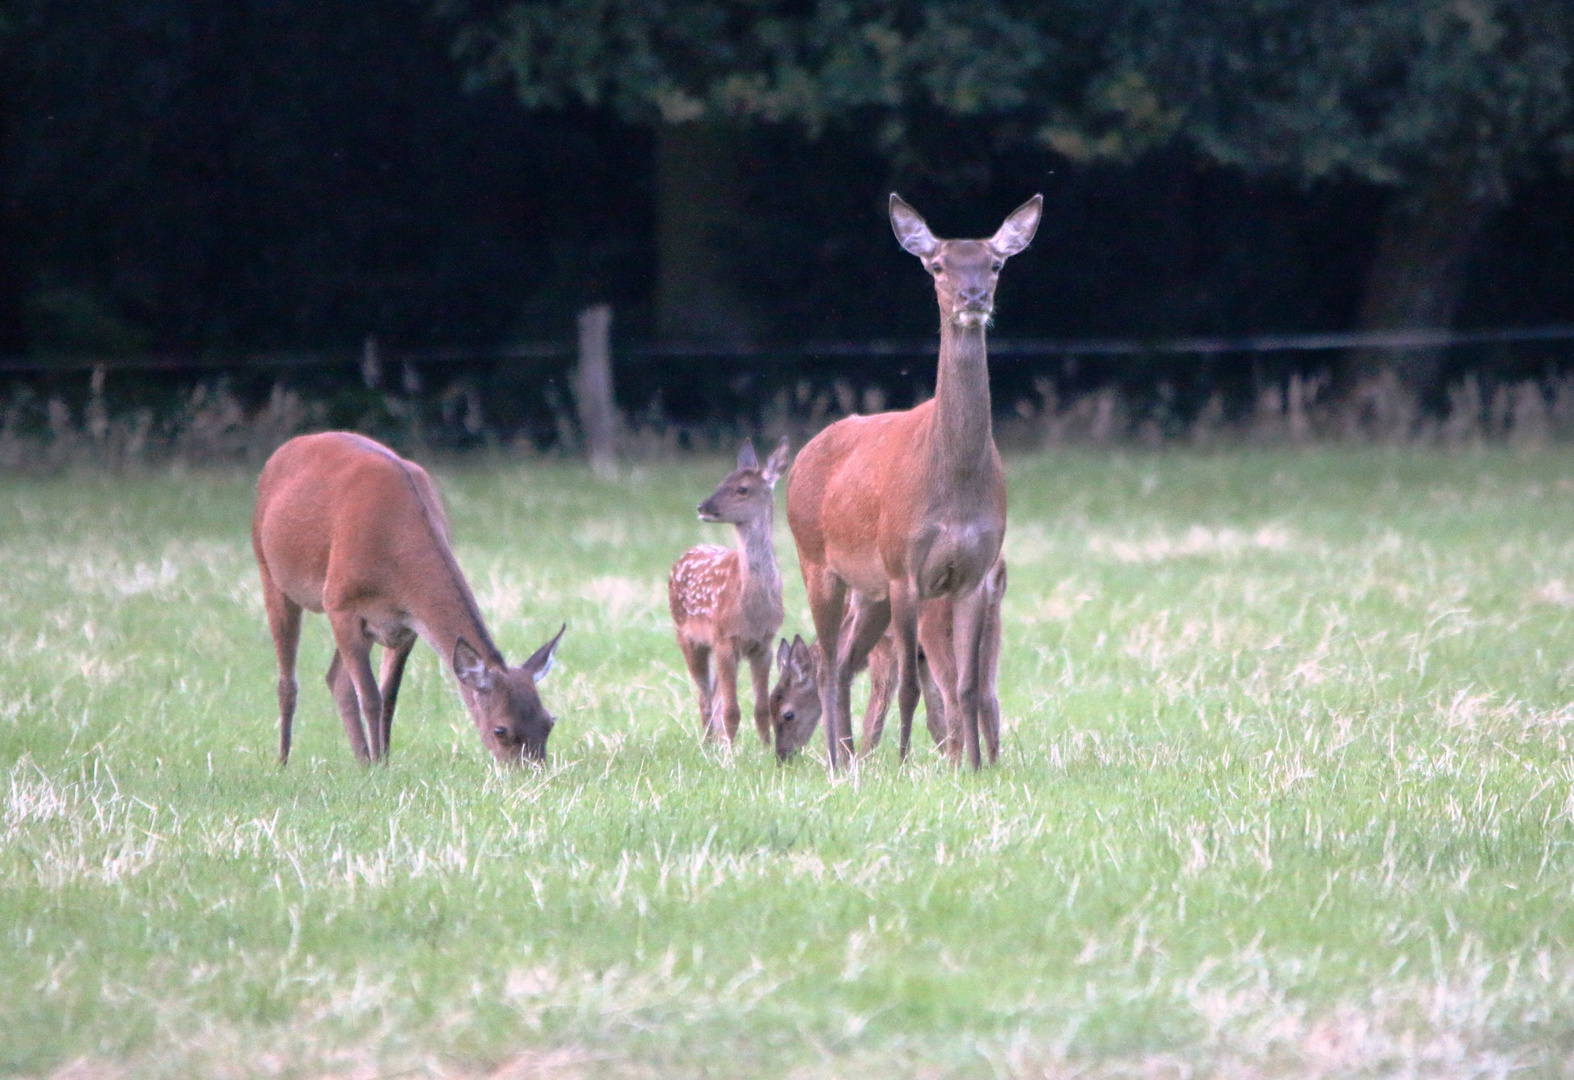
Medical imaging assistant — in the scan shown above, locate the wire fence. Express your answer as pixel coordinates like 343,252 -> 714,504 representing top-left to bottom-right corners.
5,322 -> 1574,373
2,322 -> 1573,461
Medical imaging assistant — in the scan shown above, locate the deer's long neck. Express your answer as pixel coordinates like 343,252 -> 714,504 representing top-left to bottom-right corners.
929,318 -> 994,478
409,535 -> 504,669
734,504 -> 782,625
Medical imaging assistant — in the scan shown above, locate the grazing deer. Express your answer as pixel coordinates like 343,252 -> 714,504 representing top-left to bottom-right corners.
769,625 -> 900,764
770,558 -> 1006,763
786,193 -> 1039,770
669,437 -> 791,744
253,431 -> 565,766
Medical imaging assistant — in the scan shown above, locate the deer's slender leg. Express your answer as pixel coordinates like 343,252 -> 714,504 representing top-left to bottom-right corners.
712,639 -> 742,743
327,612 -> 379,763
919,603 -> 957,755
888,580 -> 922,762
747,643 -> 773,746
804,568 -> 849,770
261,569 -> 303,766
858,643 -> 896,758
919,650 -> 947,751
949,584 -> 989,771
837,595 -> 890,759
377,638 -> 414,761
678,637 -> 714,735
978,576 -> 1005,764
325,651 -> 370,763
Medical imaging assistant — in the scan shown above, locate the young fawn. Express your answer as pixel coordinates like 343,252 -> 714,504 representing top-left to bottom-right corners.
668,437 -> 791,744
769,619 -> 902,763
772,559 -> 1006,763
253,431 -> 565,766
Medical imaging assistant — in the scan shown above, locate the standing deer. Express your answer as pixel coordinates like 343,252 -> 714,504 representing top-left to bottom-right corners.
787,193 -> 1039,770
669,437 -> 791,744
770,558 -> 1006,762
253,432 -> 565,766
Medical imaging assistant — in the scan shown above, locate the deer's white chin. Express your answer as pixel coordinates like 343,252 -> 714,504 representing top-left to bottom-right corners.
952,310 -> 992,329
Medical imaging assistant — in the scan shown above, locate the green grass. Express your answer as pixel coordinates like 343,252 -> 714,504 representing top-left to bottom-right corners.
6,447 -> 1574,1078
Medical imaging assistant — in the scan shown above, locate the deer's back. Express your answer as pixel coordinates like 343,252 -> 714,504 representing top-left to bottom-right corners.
254,432 -> 450,613
668,544 -> 740,642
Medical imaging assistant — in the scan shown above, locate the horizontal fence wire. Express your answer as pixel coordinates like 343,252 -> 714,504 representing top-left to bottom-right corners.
3,324 -> 1573,374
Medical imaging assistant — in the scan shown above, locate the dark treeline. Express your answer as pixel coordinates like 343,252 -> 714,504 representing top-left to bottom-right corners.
2,0 -> 1573,434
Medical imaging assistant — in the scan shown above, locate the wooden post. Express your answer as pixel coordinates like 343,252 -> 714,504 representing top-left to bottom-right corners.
575,304 -> 618,478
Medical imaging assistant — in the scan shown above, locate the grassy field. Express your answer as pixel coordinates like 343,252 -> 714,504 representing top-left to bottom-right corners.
5,447 -> 1574,1078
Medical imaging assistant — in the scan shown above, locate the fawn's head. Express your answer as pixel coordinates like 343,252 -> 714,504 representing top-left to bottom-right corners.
890,194 -> 1043,329
697,436 -> 790,525
770,634 -> 822,762
453,625 -> 565,764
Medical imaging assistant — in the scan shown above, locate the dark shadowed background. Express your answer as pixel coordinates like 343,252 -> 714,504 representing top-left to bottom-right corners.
2,0 -> 1571,441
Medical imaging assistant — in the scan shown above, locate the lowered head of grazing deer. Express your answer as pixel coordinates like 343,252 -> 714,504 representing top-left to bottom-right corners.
769,635 -> 822,761
453,629 -> 564,763
890,192 -> 1042,331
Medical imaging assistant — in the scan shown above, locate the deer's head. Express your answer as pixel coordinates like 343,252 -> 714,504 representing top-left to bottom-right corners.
697,436 -> 790,524
453,625 -> 565,764
890,194 -> 1042,329
769,635 -> 822,762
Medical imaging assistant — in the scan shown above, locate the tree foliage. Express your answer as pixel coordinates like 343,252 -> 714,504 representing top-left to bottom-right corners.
440,0 -> 1140,150
1123,0 -> 1574,201
0,0 -> 638,354
448,0 -> 1574,198
442,0 -> 1574,396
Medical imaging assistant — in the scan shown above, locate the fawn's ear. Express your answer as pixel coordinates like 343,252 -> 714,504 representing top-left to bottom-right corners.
790,634 -> 815,673
776,637 -> 792,672
890,194 -> 940,258
523,623 -> 566,683
735,439 -> 759,472
453,638 -> 491,691
989,194 -> 1042,258
761,436 -> 790,489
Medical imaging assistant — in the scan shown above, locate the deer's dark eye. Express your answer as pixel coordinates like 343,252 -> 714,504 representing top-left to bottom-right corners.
782,710 -> 795,722
929,263 -> 943,274
991,262 -> 1003,272
492,726 -> 508,739
736,485 -> 749,495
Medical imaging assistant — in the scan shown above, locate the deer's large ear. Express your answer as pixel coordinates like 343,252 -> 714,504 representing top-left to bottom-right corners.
989,194 -> 1042,258
735,439 -> 759,472
523,623 -> 566,684
762,436 -> 790,489
790,634 -> 815,675
776,637 -> 792,672
453,638 -> 492,691
890,194 -> 939,258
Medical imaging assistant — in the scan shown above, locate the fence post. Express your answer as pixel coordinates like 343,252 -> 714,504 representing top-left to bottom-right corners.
575,304 -> 618,478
